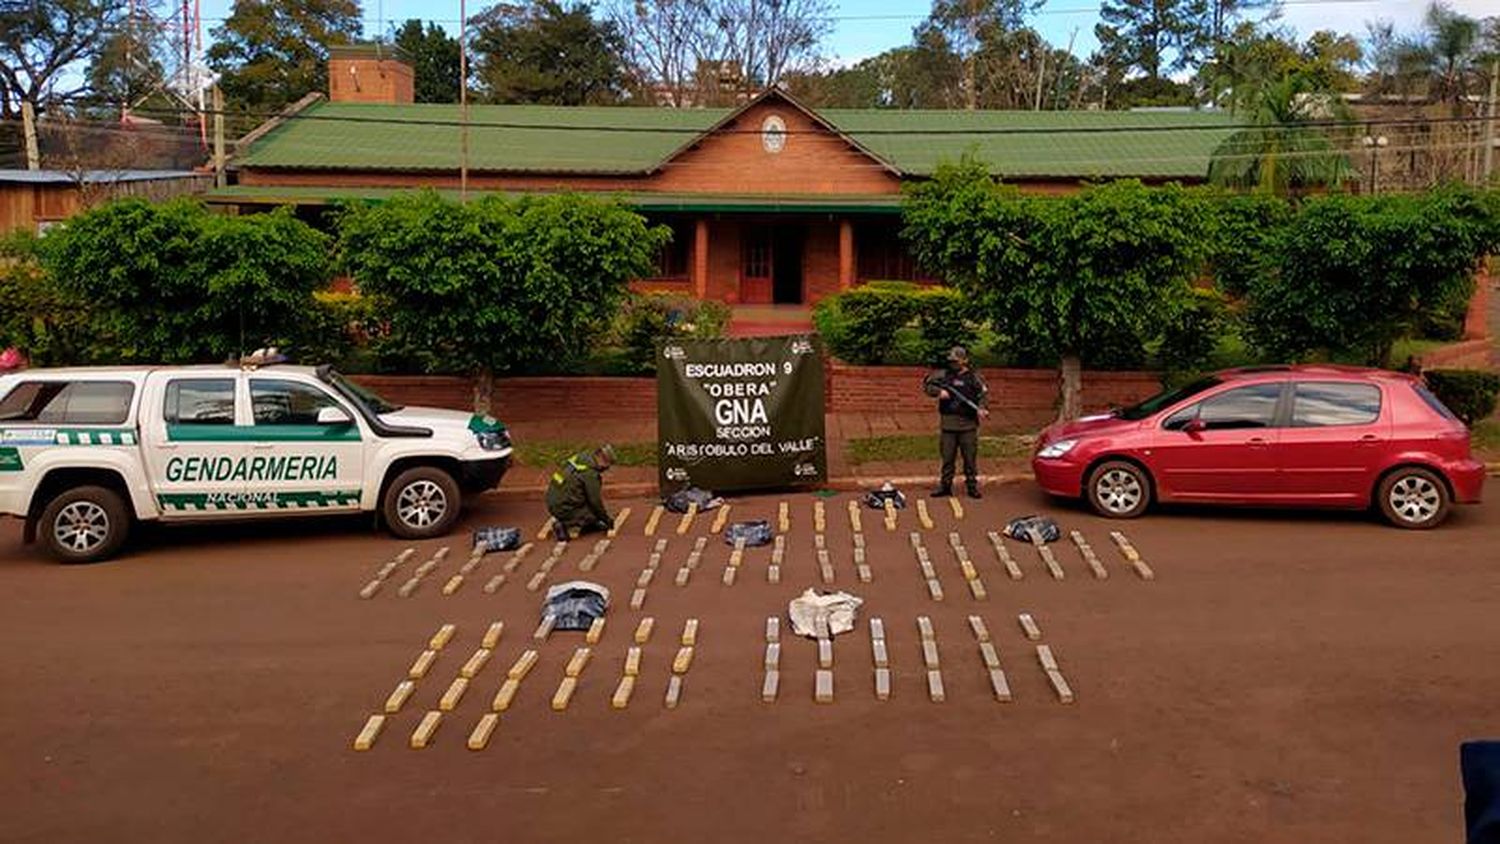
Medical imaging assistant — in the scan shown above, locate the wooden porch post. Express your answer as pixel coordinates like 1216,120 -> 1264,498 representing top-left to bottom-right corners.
838,218 -> 854,291
694,218 -> 709,299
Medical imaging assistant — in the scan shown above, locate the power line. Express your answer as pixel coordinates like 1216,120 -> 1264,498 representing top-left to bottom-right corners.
23,103 -> 1500,139
173,0 -> 1386,28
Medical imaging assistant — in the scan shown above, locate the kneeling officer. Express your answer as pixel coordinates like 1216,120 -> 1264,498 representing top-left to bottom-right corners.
545,444 -> 616,539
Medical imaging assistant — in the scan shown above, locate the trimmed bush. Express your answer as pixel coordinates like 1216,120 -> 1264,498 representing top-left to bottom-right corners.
814,281 -> 979,366
1425,369 -> 1500,426
813,281 -> 920,365
910,285 -> 977,366
615,293 -> 731,374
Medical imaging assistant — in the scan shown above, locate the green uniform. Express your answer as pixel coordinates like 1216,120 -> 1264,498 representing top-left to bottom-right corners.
923,365 -> 988,490
545,451 -> 612,534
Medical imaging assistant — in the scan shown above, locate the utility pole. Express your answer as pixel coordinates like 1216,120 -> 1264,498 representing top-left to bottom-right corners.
213,85 -> 226,189
459,0 -> 470,201
1033,40 -> 1047,111
21,100 -> 40,170
1484,58 -> 1498,183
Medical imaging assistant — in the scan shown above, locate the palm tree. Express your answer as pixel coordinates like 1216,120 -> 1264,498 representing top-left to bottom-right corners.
1208,72 -> 1354,194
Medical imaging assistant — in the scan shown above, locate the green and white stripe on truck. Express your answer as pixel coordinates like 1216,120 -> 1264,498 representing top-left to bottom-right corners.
156,490 -> 362,512
53,429 -> 138,445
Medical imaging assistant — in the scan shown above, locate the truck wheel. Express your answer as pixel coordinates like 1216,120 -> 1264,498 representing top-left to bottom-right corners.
1377,467 -> 1450,529
1086,460 -> 1152,519
383,466 -> 461,539
40,485 -> 131,563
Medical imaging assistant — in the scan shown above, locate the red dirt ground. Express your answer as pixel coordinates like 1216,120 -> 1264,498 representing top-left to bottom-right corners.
1,484 -> 1496,843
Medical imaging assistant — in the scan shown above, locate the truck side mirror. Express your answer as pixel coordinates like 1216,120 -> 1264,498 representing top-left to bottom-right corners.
317,406 -> 353,426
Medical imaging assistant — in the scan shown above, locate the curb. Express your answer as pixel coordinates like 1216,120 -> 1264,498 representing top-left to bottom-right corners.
488,464 -> 1500,502
487,472 -> 1034,502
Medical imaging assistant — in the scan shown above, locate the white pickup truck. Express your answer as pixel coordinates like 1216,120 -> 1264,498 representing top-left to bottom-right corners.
0,362 -> 513,562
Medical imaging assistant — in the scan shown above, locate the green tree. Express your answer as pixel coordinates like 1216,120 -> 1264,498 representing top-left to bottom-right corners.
471,0 -> 626,105
1208,71 -> 1355,194
0,231 -> 98,365
917,0 -> 1040,109
38,198 -> 333,363
0,0 -> 128,117
207,0 -> 363,119
391,19 -> 461,104
1243,187 -> 1500,366
1203,189 -> 1292,295
1203,23 -> 1361,105
904,162 -> 1209,419
82,8 -> 170,115
337,191 -> 667,410
1094,0 -> 1210,85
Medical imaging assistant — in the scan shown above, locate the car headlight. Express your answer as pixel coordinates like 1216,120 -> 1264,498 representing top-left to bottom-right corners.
475,430 -> 510,451
1037,438 -> 1078,459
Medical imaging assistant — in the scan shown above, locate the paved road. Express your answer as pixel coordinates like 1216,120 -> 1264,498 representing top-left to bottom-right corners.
1,484 -> 1495,842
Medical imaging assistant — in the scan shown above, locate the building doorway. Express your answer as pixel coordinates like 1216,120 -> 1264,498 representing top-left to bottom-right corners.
771,225 -> 804,304
740,223 -> 804,305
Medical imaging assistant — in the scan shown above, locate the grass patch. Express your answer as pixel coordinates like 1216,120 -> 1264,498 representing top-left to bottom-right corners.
1471,419 -> 1500,459
846,434 -> 1034,465
513,440 -> 657,468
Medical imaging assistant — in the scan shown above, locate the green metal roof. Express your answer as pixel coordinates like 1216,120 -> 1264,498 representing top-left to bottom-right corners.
234,96 -> 1238,181
204,184 -> 904,213
822,108 -> 1237,179
236,102 -> 727,174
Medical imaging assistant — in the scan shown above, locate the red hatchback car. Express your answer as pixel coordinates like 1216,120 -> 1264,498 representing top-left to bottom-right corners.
1032,365 -> 1485,528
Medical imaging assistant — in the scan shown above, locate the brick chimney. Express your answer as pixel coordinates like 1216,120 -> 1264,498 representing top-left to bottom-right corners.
328,44 -> 414,104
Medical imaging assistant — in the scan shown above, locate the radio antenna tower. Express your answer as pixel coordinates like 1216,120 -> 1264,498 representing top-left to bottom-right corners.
123,0 -> 217,145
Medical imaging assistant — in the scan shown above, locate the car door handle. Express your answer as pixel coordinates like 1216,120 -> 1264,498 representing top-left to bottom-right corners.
1356,435 -> 1380,447
251,443 -> 276,450
1246,437 -> 1269,448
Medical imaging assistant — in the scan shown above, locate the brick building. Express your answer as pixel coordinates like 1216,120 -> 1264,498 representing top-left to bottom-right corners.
210,49 -> 1237,310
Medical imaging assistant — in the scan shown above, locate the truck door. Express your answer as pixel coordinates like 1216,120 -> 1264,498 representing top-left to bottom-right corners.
143,376 -> 251,517
244,377 -> 364,512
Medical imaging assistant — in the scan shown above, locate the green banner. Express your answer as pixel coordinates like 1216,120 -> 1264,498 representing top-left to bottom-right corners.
657,335 -> 826,493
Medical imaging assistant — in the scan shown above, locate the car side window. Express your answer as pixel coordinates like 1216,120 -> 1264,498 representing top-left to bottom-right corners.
1162,383 -> 1282,431
164,379 -> 236,425
250,379 -> 342,426
0,381 -> 135,425
1290,382 -> 1382,427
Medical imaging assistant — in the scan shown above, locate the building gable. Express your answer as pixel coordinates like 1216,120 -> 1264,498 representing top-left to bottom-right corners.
647,91 -> 903,196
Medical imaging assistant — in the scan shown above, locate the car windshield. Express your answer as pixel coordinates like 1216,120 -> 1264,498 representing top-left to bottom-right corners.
1116,376 -> 1222,420
328,370 -> 402,415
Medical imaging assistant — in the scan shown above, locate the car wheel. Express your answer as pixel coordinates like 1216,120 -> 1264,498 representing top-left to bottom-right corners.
1086,460 -> 1152,519
40,485 -> 130,563
383,466 -> 461,539
1377,467 -> 1450,529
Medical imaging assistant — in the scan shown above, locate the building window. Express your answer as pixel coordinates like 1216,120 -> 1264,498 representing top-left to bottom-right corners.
856,221 -> 930,283
0,381 -> 135,425
653,221 -> 692,279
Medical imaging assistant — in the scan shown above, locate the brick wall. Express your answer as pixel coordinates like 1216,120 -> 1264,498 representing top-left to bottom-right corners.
826,363 -> 1162,429
1416,339 -> 1494,370
328,57 -> 414,104
350,375 -> 658,421
803,221 -> 841,302
353,365 -> 1163,431
1463,265 -> 1491,340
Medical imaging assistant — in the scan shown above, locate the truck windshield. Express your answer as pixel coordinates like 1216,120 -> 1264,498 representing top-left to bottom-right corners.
328,371 -> 402,415
1116,376 -> 1222,420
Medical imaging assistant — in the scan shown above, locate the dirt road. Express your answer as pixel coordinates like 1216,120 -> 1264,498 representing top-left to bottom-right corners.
1,484 -> 1496,842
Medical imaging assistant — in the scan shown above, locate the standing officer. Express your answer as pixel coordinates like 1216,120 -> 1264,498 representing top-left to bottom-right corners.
545,443 -> 616,539
922,346 -> 989,498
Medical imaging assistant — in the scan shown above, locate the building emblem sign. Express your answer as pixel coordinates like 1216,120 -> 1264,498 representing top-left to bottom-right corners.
761,114 -> 787,154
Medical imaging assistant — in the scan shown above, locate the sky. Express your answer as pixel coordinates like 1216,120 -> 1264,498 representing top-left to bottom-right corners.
185,0 -> 1499,69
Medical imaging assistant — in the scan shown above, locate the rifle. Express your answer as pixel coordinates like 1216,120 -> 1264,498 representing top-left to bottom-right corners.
935,378 -> 987,419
